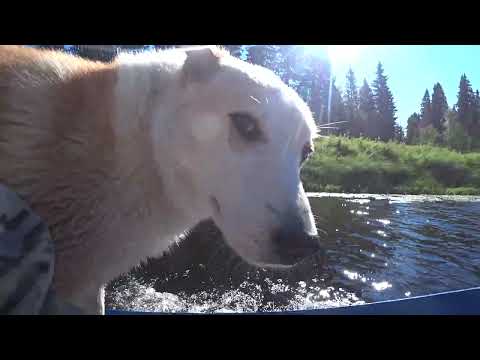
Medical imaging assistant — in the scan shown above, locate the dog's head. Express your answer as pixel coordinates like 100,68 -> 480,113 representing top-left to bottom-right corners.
153,46 -> 321,267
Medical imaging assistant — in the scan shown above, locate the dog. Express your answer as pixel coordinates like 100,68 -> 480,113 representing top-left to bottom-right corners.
0,45 -> 321,314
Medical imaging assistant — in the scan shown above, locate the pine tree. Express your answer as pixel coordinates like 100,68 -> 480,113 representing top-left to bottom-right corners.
307,54 -> 331,125
431,82 -> 449,133
35,45 -> 66,51
358,79 -> 378,139
246,45 -> 277,69
344,68 -> 360,137
224,45 -> 243,58
155,45 -> 174,50
275,45 -> 297,85
406,113 -> 421,144
456,74 -> 475,132
328,80 -> 347,135
419,89 -> 432,128
275,45 -> 314,101
263,46 -> 331,126
292,48 -> 314,105
473,90 -> 480,136
74,45 -> 119,61
446,110 -> 472,152
372,62 -> 397,141
475,89 -> 480,118
394,123 -> 405,142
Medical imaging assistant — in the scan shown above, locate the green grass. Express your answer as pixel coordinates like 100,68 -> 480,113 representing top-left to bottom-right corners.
301,136 -> 480,195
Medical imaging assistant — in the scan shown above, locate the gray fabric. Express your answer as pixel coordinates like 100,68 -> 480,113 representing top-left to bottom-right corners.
40,289 -> 85,315
0,184 -> 84,315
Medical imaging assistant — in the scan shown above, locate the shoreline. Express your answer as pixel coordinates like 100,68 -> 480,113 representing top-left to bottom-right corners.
306,192 -> 480,202
302,137 -> 480,196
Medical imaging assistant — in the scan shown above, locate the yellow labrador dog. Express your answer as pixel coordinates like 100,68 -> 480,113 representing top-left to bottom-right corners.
0,45 -> 321,314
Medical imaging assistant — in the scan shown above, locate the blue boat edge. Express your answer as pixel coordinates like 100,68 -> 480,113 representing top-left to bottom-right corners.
106,286 -> 480,315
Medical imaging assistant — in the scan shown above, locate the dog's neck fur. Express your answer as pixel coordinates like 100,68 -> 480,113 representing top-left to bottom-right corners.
111,55 -> 200,228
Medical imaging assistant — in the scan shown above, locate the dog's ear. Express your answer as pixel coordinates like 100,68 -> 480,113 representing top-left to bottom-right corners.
181,46 -> 223,84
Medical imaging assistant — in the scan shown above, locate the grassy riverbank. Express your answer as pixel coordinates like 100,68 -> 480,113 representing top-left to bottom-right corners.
301,136 -> 480,195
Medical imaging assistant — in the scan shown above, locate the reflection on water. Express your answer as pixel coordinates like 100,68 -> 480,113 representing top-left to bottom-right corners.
106,194 -> 480,313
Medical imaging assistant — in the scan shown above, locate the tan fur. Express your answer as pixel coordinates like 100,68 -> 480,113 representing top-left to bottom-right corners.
0,46 -> 146,312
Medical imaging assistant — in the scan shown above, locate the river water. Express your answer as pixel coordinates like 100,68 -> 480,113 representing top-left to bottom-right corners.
106,193 -> 480,313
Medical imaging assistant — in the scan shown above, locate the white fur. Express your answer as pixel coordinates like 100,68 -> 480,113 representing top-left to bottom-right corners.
115,47 -> 318,266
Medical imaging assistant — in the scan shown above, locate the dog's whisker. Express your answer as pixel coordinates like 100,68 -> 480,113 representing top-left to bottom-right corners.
317,120 -> 349,127
316,228 -> 328,236
249,95 -> 261,104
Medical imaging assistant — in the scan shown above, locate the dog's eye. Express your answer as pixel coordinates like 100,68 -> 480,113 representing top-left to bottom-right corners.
229,112 -> 263,142
301,143 -> 313,164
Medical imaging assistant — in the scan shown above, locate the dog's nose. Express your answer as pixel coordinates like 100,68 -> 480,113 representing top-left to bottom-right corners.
271,229 -> 322,265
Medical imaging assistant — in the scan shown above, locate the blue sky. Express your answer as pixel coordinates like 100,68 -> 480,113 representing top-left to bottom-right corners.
327,45 -> 480,129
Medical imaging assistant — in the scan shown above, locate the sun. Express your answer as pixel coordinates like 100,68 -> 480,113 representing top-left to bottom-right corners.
301,45 -> 365,68
326,45 -> 364,66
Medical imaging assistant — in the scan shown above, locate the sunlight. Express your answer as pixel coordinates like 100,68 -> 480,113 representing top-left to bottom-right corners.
302,45 -> 365,68
327,45 -> 364,67
302,45 -> 366,123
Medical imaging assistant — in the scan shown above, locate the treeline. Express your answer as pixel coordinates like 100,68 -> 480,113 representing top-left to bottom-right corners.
406,75 -> 480,152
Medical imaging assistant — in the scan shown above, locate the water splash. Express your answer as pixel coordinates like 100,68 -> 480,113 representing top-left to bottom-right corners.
372,281 -> 393,291
108,276 -> 364,313
376,230 -> 387,237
